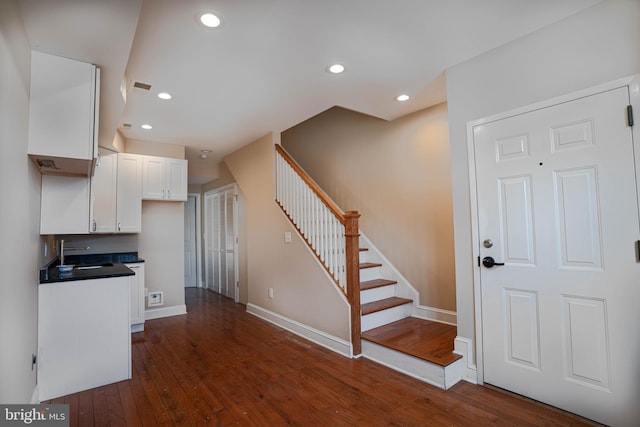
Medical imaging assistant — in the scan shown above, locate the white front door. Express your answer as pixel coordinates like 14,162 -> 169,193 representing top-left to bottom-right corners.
473,85 -> 640,426
184,195 -> 198,287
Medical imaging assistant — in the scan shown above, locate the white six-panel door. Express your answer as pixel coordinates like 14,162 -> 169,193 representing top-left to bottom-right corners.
473,85 -> 640,426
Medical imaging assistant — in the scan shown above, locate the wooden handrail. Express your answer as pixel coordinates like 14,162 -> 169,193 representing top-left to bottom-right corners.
275,144 -> 345,224
275,144 -> 361,357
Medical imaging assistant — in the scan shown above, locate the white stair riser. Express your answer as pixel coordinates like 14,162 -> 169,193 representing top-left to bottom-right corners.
360,285 -> 396,304
361,341 -> 463,390
359,251 -> 368,264
361,303 -> 412,332
359,266 -> 381,282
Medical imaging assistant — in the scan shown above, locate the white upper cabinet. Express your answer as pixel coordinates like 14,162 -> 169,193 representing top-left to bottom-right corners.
116,153 -> 142,233
40,175 -> 91,235
90,149 -> 117,233
142,156 -> 188,201
28,51 -> 100,177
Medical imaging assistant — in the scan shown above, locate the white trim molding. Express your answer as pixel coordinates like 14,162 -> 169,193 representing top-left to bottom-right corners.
413,305 -> 457,326
145,304 -> 187,320
454,336 -> 478,384
247,303 -> 352,358
31,386 -> 40,404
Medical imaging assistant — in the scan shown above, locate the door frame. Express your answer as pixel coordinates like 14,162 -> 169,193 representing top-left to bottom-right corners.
465,74 -> 640,385
204,184 -> 239,302
186,192 -> 203,288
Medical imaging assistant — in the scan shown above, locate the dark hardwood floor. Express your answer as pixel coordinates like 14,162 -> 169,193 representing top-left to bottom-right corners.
47,288 -> 599,426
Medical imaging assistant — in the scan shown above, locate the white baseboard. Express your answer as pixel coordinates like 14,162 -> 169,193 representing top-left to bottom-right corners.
145,304 -> 187,320
131,323 -> 144,333
454,336 -> 478,384
246,303 -> 352,357
413,305 -> 457,326
31,386 -> 40,404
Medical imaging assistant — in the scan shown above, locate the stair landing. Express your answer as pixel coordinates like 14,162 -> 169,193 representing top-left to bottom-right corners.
362,317 -> 461,367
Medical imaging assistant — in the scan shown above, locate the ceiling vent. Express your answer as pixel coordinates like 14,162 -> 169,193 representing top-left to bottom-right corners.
122,123 -> 132,129
130,81 -> 152,96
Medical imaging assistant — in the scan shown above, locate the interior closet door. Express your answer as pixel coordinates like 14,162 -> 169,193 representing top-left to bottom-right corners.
204,186 -> 237,300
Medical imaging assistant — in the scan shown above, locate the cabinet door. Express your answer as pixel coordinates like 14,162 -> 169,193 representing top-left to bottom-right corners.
167,159 -> 188,201
142,156 -> 165,200
90,150 -> 117,233
40,175 -> 91,234
116,154 -> 142,233
28,51 -> 97,160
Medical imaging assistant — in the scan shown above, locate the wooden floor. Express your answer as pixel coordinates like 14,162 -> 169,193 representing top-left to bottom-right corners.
362,317 -> 462,366
47,288 -> 600,426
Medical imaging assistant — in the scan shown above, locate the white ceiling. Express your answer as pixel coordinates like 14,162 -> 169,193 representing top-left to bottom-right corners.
17,0 -> 601,185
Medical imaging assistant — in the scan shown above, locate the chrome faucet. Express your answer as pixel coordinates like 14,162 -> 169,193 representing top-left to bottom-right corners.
59,239 -> 90,266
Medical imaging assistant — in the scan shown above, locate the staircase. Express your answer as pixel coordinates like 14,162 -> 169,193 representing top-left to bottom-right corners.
358,242 -> 463,390
274,144 -> 463,390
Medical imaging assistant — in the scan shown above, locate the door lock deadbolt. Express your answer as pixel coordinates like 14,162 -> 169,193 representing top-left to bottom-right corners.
483,239 -> 493,248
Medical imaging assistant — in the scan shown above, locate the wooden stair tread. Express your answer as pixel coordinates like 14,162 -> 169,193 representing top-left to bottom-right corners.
361,297 -> 412,315
359,247 -> 369,252
362,317 -> 462,367
360,278 -> 398,291
360,262 -> 382,269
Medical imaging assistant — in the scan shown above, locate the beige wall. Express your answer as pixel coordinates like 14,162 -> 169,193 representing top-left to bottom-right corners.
282,104 -> 456,311
224,133 -> 350,340
0,0 -> 41,403
126,138 -> 185,159
201,162 -> 235,193
139,202 -> 185,309
446,0 -> 640,343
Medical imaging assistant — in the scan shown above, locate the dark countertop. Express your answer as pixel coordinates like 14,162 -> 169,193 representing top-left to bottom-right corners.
40,252 -> 144,284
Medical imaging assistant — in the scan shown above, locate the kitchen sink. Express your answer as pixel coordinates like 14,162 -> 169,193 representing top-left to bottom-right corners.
75,263 -> 114,270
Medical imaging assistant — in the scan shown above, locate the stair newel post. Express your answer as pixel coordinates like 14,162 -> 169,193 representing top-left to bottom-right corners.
344,210 -> 362,357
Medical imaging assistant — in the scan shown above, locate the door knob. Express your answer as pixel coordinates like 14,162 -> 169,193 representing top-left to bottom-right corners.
482,256 -> 505,268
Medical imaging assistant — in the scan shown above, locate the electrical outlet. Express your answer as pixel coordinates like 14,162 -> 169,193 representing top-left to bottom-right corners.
284,231 -> 292,243
148,291 -> 164,307
268,287 -> 274,299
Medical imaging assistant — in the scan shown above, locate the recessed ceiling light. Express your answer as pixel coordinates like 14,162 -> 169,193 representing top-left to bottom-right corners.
158,92 -> 172,100
328,64 -> 345,74
396,94 -> 410,102
141,124 -> 152,130
199,12 -> 222,28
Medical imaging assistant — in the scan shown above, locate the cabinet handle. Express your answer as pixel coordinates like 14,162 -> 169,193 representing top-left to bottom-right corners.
168,189 -> 171,199
92,219 -> 96,232
162,189 -> 165,199
118,222 -> 121,232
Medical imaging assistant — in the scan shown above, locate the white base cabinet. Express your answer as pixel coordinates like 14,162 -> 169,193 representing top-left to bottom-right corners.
126,263 -> 145,332
38,277 -> 131,401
